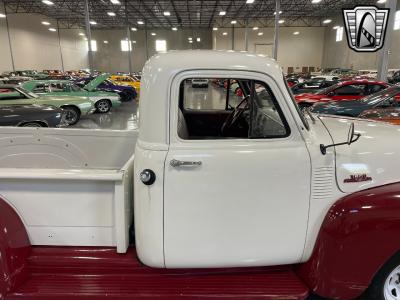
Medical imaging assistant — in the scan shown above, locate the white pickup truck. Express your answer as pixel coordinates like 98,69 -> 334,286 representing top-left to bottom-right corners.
1,50 -> 400,300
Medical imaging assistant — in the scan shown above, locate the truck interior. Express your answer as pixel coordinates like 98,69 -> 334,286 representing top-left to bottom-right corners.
178,78 -> 290,140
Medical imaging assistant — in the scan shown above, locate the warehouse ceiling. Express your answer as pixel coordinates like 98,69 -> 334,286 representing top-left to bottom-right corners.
2,0 -> 379,29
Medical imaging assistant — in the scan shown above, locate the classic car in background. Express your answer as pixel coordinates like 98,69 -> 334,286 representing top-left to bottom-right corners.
191,78 -> 209,88
0,85 -> 94,125
359,107 -> 400,125
291,79 -> 338,95
295,80 -> 389,109
110,75 -> 141,93
311,85 -> 400,117
0,104 -> 66,127
75,76 -> 137,102
22,74 -> 121,113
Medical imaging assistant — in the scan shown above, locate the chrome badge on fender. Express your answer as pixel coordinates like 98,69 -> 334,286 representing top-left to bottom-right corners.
343,6 -> 389,52
344,174 -> 373,183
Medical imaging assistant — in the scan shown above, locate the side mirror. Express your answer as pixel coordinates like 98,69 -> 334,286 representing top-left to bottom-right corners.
327,91 -> 335,97
320,122 -> 361,155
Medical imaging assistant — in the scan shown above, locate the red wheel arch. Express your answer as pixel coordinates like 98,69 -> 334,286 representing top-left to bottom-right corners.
0,197 -> 31,298
297,182 -> 400,300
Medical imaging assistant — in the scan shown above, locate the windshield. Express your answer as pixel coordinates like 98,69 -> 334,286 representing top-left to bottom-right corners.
360,86 -> 400,105
315,82 -> 340,95
17,87 -> 39,98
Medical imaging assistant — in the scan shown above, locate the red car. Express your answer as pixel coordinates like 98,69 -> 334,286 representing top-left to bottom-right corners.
295,80 -> 389,109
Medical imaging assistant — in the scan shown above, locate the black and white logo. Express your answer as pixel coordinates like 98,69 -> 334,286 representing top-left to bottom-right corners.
343,6 -> 389,52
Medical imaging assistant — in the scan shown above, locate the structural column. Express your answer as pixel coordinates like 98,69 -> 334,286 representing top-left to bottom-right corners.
84,0 -> 94,75
272,0 -> 280,60
56,20 -> 65,72
125,0 -> 133,74
244,20 -> 249,51
231,25 -> 235,50
377,0 -> 397,81
3,2 -> 15,71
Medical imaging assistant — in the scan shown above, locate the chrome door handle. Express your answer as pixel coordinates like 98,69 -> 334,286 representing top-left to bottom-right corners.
170,159 -> 202,168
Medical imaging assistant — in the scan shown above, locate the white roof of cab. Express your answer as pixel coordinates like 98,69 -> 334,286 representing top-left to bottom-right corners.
138,50 -> 283,147
144,50 -> 282,79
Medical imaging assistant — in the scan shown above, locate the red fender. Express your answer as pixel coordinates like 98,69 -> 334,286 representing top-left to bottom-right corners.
297,182 -> 400,300
0,197 -> 31,298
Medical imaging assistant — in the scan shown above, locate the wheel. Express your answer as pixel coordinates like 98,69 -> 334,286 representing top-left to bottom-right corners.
95,99 -> 111,113
61,106 -> 81,125
363,253 -> 400,300
19,121 -> 47,127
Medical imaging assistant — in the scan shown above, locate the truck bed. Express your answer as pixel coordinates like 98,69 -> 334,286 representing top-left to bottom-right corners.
6,246 -> 309,300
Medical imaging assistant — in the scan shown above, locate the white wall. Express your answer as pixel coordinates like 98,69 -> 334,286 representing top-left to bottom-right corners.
213,26 -> 325,74
0,13 -> 88,73
322,7 -> 400,70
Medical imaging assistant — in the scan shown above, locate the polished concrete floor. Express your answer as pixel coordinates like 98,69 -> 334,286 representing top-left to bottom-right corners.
72,101 -> 139,130
71,82 -> 240,130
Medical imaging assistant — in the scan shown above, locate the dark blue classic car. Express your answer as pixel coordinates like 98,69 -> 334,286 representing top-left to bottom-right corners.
75,77 -> 137,102
311,86 -> 400,117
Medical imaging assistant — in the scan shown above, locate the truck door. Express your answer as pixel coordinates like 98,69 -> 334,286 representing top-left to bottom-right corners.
164,71 -> 311,268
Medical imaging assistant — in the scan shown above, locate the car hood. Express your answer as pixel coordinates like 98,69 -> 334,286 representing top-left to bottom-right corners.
84,73 -> 110,92
311,100 -> 369,116
319,115 -> 400,194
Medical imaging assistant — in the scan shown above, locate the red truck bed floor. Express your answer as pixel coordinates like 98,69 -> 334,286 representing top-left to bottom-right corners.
5,246 -> 309,300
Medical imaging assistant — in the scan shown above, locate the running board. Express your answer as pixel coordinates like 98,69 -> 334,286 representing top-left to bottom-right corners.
6,247 -> 309,300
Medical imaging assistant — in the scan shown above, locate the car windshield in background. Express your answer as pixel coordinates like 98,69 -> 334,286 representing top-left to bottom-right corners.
360,86 -> 400,105
315,83 -> 338,95
18,87 -> 39,98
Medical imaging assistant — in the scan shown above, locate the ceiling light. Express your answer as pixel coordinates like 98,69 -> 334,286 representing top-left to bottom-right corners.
42,0 -> 54,5
163,11 -> 171,16
377,0 -> 386,3
219,11 -> 226,16
213,27 -> 218,31
293,31 -> 300,35
278,19 -> 285,24
110,0 -> 121,4
323,19 -> 332,24
104,40 -> 109,44
189,40 -> 193,43
0,13 -> 5,18
257,32 -> 263,36
253,26 -> 259,30
311,0 -> 322,3
107,12 -> 116,16
79,33 -> 85,36
172,27 -> 178,31
137,20 -> 144,25
231,20 -> 237,24
90,20 -> 97,25
196,37 -> 201,42
132,40 -> 136,43
131,27 -> 137,31
188,37 -> 193,40
246,0 -> 255,3
41,21 -> 50,25
151,32 -> 156,36
84,38 -> 88,41
222,32 -> 228,35
273,11 -> 282,15
333,25 -> 340,29
48,28 -> 56,32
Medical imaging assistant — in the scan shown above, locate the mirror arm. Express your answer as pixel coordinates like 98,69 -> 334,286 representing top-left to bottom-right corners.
320,133 -> 361,155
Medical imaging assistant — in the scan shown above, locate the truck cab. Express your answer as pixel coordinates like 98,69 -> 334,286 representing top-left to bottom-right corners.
2,51 -> 400,300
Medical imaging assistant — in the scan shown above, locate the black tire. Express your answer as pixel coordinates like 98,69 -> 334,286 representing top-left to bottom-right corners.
362,252 -> 400,300
95,99 -> 111,113
120,90 -> 135,102
19,121 -> 47,127
61,106 -> 81,125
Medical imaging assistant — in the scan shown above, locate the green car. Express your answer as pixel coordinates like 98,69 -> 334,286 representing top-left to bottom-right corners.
22,73 -> 121,113
0,85 -> 95,125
